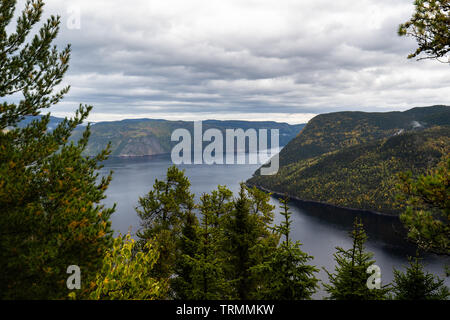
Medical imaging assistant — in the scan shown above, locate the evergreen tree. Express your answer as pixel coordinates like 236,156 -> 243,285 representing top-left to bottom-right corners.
171,210 -> 200,299
0,0 -> 114,299
275,197 -> 293,243
172,186 -> 234,299
399,0 -> 450,63
245,185 -> 279,276
392,255 -> 449,300
253,197 -> 319,300
397,155 -> 449,255
221,184 -> 278,299
225,185 -> 254,300
136,165 -> 195,280
193,190 -> 234,299
324,218 -> 390,300
204,185 -> 234,229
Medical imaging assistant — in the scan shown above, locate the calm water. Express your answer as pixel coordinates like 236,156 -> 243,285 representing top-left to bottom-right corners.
99,154 -> 449,298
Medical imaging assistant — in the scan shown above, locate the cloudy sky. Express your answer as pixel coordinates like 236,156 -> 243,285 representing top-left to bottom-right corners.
18,0 -> 450,123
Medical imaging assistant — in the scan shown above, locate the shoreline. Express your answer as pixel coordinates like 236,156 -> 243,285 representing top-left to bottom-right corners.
246,182 -> 400,219
101,153 -> 171,159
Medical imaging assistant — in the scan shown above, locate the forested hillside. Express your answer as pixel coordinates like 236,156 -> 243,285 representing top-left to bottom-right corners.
276,105 -> 449,167
248,106 -> 450,214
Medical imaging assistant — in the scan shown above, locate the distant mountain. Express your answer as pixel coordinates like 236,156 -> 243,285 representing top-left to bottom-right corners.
17,115 -> 66,131
68,118 -> 306,157
248,105 -> 450,215
16,116 -> 305,157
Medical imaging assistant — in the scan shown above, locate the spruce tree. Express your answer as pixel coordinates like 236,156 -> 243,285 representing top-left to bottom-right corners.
193,190 -> 234,299
172,186 -> 234,299
136,165 -> 195,281
253,197 -> 319,300
204,185 -> 234,229
0,0 -> 114,299
171,210 -> 200,299
324,218 -> 390,300
222,185 -> 253,299
221,184 -> 278,299
392,255 -> 449,300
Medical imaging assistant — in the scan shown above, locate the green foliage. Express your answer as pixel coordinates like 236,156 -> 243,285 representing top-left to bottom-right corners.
137,171 -> 286,300
252,197 -> 319,300
392,255 -> 449,300
274,197 -> 293,243
188,188 -> 234,299
0,0 -> 114,299
136,165 -> 195,282
88,233 -> 168,300
220,184 -> 279,299
399,0 -> 450,62
397,155 -> 449,255
171,210 -> 202,299
249,123 -> 450,214
221,185 -> 256,299
137,165 -> 194,234
268,106 -> 449,169
175,189 -> 234,299
324,218 -> 390,300
170,180 -> 282,300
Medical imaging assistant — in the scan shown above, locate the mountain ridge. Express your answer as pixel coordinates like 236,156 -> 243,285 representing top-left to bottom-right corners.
18,116 -> 305,157
276,105 -> 449,167
248,105 -> 450,214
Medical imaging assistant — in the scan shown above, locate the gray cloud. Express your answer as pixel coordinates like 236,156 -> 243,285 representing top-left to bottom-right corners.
14,0 -> 450,123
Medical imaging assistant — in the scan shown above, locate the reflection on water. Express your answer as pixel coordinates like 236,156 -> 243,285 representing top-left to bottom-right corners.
270,197 -> 449,298
99,155 -> 449,299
